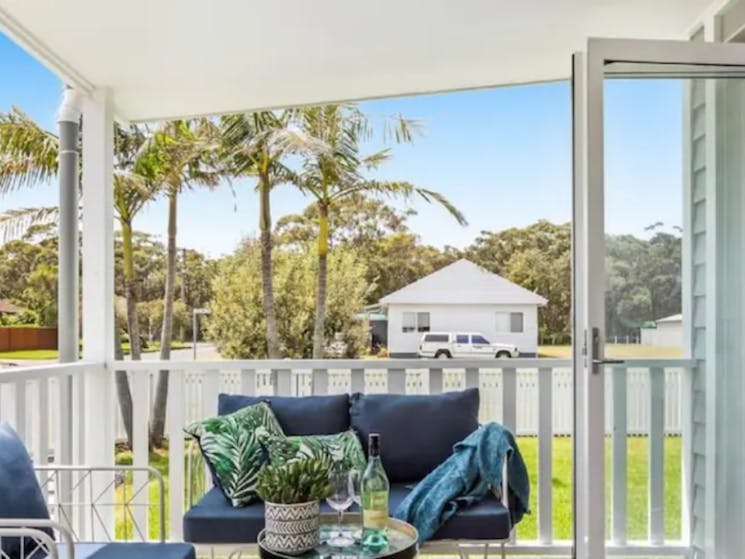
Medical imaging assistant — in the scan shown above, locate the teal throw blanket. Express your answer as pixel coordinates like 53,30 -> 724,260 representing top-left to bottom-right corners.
392,422 -> 530,542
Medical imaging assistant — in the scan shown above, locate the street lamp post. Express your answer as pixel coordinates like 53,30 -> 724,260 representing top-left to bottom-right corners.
192,308 -> 211,360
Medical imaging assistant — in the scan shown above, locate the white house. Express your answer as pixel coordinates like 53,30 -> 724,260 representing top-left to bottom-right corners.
640,313 -> 683,348
379,259 -> 547,357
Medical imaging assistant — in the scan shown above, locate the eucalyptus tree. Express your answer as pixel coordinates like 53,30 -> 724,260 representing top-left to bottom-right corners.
296,104 -> 467,357
220,111 -> 325,358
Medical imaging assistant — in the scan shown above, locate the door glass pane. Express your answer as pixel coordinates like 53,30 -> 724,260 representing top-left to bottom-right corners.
600,63 -> 745,557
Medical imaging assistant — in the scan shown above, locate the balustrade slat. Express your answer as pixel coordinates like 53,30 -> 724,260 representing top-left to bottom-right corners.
388,368 -> 406,394
131,369 -> 150,539
202,370 -> 220,418
350,369 -> 365,393
429,368 -> 443,394
312,369 -> 329,395
465,368 -> 479,390
13,380 -> 26,442
501,368 -> 517,432
240,369 -> 256,395
611,366 -> 628,545
537,367 -> 553,545
274,369 -> 293,396
34,379 -> 50,499
34,379 -> 49,467
167,371 -> 185,541
649,366 -> 665,545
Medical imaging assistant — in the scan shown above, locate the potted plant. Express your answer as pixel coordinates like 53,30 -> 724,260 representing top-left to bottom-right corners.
257,459 -> 331,554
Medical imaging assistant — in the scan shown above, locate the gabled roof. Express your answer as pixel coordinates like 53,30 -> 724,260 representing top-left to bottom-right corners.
0,0 -> 713,122
380,259 -> 547,306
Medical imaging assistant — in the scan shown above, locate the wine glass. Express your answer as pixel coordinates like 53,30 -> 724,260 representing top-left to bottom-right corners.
350,470 -> 362,506
349,469 -> 363,541
326,468 -> 355,547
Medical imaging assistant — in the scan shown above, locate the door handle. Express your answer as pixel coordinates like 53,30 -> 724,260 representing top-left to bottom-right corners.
592,358 -> 625,365
589,327 -> 625,374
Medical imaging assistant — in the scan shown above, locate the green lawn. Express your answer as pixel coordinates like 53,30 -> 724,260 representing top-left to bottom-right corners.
116,436 -> 682,542
0,342 -> 190,361
538,344 -> 682,359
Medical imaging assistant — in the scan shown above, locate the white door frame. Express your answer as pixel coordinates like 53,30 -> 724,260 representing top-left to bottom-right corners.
573,37 -> 745,559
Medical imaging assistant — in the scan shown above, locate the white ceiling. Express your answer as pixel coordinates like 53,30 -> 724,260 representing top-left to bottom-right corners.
0,0 -> 715,122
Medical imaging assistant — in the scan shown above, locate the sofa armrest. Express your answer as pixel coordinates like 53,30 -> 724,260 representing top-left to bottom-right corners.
0,519 -> 74,559
34,465 -> 165,542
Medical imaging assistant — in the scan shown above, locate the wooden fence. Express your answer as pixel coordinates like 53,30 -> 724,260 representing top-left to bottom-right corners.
0,327 -> 58,351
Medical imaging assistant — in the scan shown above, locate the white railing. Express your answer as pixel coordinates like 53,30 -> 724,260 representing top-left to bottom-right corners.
121,361 -> 685,438
0,357 -> 695,556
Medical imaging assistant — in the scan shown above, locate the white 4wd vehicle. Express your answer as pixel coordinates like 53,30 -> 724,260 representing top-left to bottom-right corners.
418,332 -> 519,359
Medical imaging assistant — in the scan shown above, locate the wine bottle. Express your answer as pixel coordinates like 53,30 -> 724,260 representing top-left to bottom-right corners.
361,433 -> 389,552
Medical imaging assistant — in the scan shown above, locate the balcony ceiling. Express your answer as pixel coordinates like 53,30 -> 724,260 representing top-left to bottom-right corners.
0,0 -> 714,122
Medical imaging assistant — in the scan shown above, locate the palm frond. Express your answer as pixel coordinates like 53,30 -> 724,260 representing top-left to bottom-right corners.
333,180 -> 468,226
0,206 -> 59,245
0,108 -> 59,194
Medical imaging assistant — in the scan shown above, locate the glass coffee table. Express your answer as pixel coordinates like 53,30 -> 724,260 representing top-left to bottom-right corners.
257,513 -> 418,559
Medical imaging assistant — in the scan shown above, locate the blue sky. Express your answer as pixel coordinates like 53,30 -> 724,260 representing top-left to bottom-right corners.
0,32 -> 682,257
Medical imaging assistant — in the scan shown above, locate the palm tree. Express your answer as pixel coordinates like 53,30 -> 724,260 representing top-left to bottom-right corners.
220,111 -> 325,358
0,109 -> 160,447
296,105 -> 468,357
145,119 -> 222,447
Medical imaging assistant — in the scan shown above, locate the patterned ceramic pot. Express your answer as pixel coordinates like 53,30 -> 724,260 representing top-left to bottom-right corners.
264,500 -> 321,554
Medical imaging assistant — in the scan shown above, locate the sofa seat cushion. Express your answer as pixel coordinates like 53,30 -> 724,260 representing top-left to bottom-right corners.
50,543 -> 196,559
350,389 -> 480,483
183,484 -> 510,544
218,394 -> 350,435
0,422 -> 53,559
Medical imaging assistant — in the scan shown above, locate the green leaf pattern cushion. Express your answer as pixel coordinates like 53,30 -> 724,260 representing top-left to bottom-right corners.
185,402 -> 283,507
261,430 -> 366,473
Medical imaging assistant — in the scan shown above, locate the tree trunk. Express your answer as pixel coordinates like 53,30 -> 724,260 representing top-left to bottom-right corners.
150,188 -> 177,447
259,171 -> 281,358
312,203 -> 329,358
114,324 -> 134,447
122,220 -> 143,361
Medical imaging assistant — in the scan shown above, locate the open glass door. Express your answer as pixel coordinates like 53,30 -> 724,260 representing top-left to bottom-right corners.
573,38 -> 745,559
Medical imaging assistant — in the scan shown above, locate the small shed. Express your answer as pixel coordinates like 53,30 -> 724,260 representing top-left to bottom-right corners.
641,313 -> 683,348
379,259 -> 547,357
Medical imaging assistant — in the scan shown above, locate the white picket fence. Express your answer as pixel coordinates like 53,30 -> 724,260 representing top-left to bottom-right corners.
114,360 -> 684,440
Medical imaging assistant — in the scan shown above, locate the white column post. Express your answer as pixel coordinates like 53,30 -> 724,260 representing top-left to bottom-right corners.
81,89 -> 116,536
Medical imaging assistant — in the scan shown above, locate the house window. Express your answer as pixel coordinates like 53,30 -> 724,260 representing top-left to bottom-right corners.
402,312 -> 430,332
417,312 -> 430,332
496,312 -> 524,333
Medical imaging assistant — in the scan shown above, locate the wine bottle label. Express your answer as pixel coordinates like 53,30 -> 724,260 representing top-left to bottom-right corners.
363,508 -> 388,530
363,491 -> 388,530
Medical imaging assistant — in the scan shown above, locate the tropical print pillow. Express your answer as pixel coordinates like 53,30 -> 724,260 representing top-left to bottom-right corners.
184,402 -> 283,507
261,430 -> 366,473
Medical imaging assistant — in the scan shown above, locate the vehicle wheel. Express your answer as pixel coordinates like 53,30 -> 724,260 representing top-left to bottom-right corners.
496,351 -> 512,359
435,350 -> 451,359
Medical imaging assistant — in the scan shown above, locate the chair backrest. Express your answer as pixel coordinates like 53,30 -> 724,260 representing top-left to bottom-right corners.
0,422 -> 52,559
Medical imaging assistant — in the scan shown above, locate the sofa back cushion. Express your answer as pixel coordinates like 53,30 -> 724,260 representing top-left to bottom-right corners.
350,389 -> 480,483
218,394 -> 350,435
0,422 -> 53,558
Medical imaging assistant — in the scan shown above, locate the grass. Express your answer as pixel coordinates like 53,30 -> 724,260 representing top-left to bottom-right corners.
115,435 -> 682,542
538,344 -> 682,359
0,348 -> 59,360
0,342 -> 190,361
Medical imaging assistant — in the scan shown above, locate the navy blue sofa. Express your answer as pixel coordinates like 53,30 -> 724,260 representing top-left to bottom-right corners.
183,389 -> 513,553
